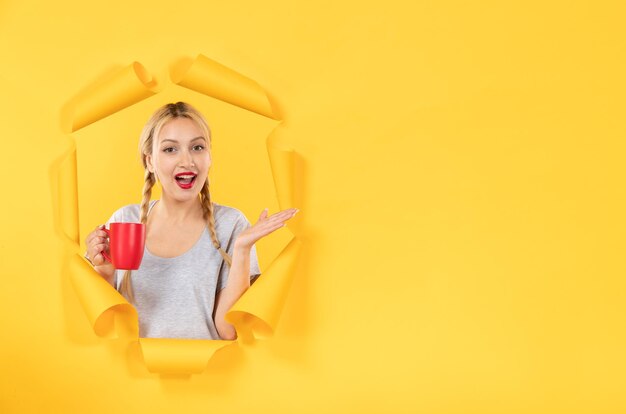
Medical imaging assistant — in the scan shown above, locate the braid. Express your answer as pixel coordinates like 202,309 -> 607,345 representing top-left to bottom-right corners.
139,169 -> 156,223
120,169 -> 155,304
200,178 -> 232,266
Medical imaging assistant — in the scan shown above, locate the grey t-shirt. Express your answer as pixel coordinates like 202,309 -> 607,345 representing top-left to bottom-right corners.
106,200 -> 261,340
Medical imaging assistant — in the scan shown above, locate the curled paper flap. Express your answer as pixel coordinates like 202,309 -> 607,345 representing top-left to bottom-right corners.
64,62 -> 157,132
139,338 -> 236,374
56,148 -> 79,243
171,54 -> 279,120
226,238 -> 301,339
69,254 -> 138,339
63,57 -> 299,374
267,145 -> 296,212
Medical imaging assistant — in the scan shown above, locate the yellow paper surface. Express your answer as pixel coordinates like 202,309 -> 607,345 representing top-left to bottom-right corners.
2,1 -> 626,412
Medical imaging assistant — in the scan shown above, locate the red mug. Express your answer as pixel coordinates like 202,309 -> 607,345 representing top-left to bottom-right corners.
101,223 -> 146,270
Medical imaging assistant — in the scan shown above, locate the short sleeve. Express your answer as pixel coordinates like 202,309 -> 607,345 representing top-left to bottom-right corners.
105,214 -> 114,228
217,213 -> 262,292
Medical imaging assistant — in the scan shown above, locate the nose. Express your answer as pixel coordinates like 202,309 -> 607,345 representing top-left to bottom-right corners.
179,148 -> 194,168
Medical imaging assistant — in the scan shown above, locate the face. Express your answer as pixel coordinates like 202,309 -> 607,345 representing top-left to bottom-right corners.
145,117 -> 211,202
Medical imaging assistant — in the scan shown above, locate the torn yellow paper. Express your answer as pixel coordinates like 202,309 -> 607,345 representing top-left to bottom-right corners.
138,338 -> 236,374
55,149 -> 79,244
69,254 -> 138,339
171,54 -> 279,120
62,55 -> 300,374
63,62 -> 158,133
227,238 -> 301,340
267,145 -> 296,212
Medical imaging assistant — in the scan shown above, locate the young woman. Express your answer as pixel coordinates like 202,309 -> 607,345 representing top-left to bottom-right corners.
83,102 -> 297,340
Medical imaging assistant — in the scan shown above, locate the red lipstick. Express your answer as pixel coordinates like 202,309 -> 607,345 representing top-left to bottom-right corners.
174,172 -> 197,190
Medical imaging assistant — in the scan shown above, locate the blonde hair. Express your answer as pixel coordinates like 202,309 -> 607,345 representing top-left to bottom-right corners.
120,102 -> 232,303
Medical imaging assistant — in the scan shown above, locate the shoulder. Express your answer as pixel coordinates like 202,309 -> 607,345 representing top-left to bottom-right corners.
212,202 -> 252,227
107,200 -> 157,224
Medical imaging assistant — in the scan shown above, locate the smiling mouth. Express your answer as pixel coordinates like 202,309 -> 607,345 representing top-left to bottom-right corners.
175,174 -> 197,189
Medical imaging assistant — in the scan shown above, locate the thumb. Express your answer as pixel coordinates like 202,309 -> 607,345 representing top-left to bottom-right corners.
258,208 -> 268,221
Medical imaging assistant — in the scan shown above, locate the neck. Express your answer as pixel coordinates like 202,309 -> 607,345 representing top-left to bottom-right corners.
153,194 -> 204,224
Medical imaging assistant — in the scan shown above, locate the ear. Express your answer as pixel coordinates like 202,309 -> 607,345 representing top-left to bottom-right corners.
145,153 -> 155,173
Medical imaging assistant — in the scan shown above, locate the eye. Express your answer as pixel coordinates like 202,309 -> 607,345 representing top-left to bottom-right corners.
163,147 -> 176,153
192,145 -> 205,151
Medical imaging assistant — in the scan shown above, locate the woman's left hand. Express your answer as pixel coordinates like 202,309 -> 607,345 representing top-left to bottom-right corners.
235,208 -> 299,249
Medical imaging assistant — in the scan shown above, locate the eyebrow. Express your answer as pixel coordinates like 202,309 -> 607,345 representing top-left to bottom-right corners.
160,137 -> 206,144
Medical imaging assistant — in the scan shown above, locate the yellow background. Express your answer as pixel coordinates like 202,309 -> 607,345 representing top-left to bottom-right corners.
1,0 -> 625,412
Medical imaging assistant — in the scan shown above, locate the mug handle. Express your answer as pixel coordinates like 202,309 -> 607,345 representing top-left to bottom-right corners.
101,227 -> 112,263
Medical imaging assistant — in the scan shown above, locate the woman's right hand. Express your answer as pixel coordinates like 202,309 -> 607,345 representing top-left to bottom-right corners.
85,225 -> 115,279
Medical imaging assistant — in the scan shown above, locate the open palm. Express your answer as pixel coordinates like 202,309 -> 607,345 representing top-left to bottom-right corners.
235,208 -> 298,249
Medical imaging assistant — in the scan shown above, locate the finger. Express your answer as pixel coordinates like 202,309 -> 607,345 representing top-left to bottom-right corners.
267,208 -> 298,222
262,221 -> 288,236
91,251 -> 110,267
258,208 -> 269,221
86,229 -> 99,245
264,219 -> 289,232
265,214 -> 296,226
250,210 -> 297,233
273,208 -> 298,216
86,226 -> 107,244
86,236 -> 106,249
91,252 -> 105,266
256,214 -> 296,230
95,246 -> 111,265
88,242 -> 109,260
